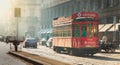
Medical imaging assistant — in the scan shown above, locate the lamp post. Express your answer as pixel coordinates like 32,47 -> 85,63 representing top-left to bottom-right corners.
113,16 -> 116,41
14,8 -> 21,40
14,8 -> 21,51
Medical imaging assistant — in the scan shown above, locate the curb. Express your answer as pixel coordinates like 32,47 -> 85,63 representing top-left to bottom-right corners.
8,51 -> 50,65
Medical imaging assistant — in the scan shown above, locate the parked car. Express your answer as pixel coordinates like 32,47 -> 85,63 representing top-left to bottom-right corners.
39,38 -> 47,46
0,35 -> 4,41
5,36 -> 14,43
46,38 -> 52,48
24,38 -> 37,48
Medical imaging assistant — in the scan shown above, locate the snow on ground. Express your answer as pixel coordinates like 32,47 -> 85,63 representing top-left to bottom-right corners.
0,42 -> 26,65
22,45 -> 120,65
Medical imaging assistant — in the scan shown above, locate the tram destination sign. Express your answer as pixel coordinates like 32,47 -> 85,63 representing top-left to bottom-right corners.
72,12 -> 99,19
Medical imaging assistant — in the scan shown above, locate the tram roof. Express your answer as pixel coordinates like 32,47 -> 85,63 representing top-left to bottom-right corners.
53,12 -> 99,27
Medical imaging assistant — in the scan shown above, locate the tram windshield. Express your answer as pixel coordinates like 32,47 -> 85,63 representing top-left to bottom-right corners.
87,23 -> 98,37
82,25 -> 87,37
87,23 -> 93,37
80,23 -> 98,37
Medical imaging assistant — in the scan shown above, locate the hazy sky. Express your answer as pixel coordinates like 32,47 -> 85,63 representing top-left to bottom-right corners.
0,0 -> 12,34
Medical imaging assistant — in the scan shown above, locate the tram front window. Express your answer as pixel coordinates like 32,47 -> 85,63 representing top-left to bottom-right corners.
87,24 -> 98,37
87,24 -> 92,38
93,24 -> 98,37
82,26 -> 86,37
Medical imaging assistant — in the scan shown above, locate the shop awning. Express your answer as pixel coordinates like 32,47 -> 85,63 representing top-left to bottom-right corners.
99,24 -> 113,32
108,23 -> 120,31
99,24 -> 105,30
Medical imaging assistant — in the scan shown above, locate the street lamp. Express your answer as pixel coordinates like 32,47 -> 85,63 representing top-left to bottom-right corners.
13,8 -> 21,51
14,8 -> 21,40
113,16 -> 116,41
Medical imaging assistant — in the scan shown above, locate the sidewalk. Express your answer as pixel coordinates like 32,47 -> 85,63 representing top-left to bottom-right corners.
9,44 -> 73,65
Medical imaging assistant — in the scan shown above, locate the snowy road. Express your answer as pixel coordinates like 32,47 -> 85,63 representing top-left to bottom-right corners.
0,42 -> 26,65
23,45 -> 120,65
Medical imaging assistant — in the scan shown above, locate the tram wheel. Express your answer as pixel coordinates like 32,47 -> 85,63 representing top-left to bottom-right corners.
69,50 -> 73,55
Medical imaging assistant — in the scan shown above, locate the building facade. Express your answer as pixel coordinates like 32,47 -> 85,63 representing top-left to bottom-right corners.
40,0 -> 120,42
10,0 -> 41,38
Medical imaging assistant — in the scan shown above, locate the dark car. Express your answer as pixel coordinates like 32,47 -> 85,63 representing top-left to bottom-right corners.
0,35 -> 4,41
5,36 -> 14,43
24,38 -> 37,48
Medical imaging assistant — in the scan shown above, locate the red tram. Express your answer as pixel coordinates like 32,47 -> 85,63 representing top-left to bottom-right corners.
52,12 -> 99,56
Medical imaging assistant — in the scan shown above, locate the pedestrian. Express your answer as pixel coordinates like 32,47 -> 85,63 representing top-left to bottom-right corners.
102,35 -> 108,44
13,37 -> 19,52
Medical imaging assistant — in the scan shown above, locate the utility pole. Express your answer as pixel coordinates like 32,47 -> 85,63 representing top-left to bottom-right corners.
113,16 -> 116,41
14,8 -> 21,40
14,8 -> 21,51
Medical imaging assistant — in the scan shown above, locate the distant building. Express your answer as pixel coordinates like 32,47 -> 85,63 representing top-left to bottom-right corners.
40,0 -> 120,42
11,0 -> 41,38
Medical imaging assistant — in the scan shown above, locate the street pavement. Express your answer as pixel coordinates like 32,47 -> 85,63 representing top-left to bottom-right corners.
8,42 -> 120,65
0,42 -> 26,65
21,44 -> 120,65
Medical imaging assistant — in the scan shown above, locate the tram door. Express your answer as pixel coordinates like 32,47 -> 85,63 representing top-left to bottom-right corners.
80,24 -> 87,47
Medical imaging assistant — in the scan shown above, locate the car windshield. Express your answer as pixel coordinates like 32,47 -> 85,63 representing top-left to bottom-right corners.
26,38 -> 36,42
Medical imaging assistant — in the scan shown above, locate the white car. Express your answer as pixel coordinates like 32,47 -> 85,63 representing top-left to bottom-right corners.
46,38 -> 52,48
39,38 -> 47,46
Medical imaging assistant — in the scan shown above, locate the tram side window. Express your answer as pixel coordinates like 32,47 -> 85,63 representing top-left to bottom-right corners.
53,28 -> 57,37
72,24 -> 80,37
53,30 -> 55,37
67,25 -> 72,37
61,25 -> 71,37
82,26 -> 86,37
63,26 -> 68,37
53,27 -> 60,37
53,25 -> 72,37
68,30 -> 72,36
59,28 -> 63,37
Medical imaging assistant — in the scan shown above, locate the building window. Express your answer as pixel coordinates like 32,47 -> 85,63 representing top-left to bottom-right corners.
101,0 -> 104,9
104,0 -> 110,8
107,16 -> 113,24
92,0 -> 97,11
109,0 -> 113,7
113,0 -> 119,6
89,0 -> 93,10
99,17 -> 107,24
97,0 -> 101,9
